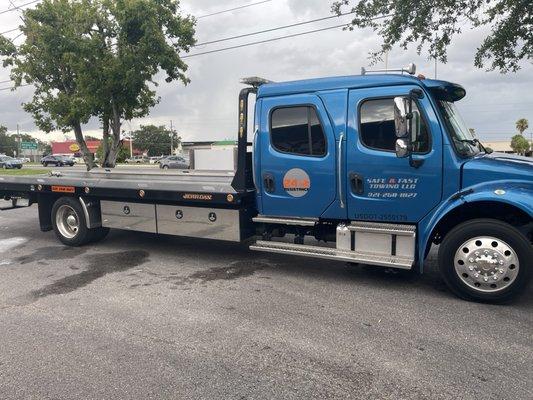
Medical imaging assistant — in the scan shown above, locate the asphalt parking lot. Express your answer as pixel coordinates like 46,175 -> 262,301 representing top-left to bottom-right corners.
0,206 -> 531,399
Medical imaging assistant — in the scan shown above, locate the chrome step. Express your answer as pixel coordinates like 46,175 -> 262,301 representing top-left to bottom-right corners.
250,240 -> 413,269
252,215 -> 318,226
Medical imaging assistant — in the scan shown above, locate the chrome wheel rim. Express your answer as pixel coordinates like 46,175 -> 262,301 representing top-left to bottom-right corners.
454,236 -> 519,293
56,205 -> 80,239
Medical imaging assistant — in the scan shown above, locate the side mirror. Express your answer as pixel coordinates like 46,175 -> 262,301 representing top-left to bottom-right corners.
395,138 -> 410,158
393,97 -> 408,138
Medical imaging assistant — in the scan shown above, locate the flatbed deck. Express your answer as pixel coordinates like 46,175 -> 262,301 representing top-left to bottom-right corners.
0,168 -> 254,208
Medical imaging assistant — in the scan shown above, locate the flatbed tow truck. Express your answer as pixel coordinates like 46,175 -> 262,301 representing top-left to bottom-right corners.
1,65 -> 532,303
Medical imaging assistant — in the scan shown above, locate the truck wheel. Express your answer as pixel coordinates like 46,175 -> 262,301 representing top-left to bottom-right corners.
89,227 -> 110,243
51,197 -> 92,246
438,219 -> 531,303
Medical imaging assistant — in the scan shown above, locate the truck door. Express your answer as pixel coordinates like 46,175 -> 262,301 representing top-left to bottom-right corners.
258,94 -> 336,218
346,85 -> 443,223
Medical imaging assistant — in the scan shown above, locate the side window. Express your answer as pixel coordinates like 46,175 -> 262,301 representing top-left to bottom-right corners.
359,99 -> 430,153
271,106 -> 326,156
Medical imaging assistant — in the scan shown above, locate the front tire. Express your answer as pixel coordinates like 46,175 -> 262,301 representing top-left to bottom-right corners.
51,197 -> 92,246
438,219 -> 531,303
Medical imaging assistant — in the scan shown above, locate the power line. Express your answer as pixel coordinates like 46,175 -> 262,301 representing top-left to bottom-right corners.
0,83 -> 31,91
195,10 -> 356,47
196,0 -> 272,19
0,0 -> 40,15
0,0 -> 273,38
182,22 -> 354,59
0,27 -> 20,35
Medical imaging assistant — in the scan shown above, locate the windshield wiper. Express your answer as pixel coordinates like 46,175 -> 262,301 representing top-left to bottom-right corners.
456,138 -> 491,154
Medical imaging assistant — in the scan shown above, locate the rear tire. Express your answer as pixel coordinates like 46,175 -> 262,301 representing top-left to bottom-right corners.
51,197 -> 92,246
438,219 -> 531,303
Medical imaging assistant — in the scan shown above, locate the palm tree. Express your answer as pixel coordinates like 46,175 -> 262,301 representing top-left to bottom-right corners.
516,118 -> 529,135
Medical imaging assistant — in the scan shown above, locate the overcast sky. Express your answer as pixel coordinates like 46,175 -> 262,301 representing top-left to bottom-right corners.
0,0 -> 532,143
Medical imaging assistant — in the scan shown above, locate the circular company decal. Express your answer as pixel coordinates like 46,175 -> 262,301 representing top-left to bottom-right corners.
69,143 -> 80,152
283,168 -> 311,198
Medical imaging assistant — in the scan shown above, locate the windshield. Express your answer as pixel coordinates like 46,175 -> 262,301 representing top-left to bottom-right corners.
437,101 -> 482,157
0,156 -> 13,161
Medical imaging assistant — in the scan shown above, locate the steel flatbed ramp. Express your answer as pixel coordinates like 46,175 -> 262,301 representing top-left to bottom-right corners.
0,168 -> 252,207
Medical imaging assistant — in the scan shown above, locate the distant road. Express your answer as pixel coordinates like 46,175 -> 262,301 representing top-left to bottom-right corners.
23,163 -> 160,170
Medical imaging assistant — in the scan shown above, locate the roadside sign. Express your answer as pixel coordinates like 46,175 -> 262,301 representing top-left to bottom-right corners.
21,141 -> 38,150
69,143 -> 80,152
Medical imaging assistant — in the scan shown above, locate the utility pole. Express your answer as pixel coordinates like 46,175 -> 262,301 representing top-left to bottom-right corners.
434,58 -> 438,79
129,131 -> 133,158
170,120 -> 174,155
16,123 -> 20,157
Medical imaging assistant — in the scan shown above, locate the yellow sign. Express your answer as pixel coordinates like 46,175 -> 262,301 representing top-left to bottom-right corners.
69,143 -> 80,152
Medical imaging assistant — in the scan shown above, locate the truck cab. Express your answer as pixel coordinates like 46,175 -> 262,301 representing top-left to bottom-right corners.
249,70 -> 532,302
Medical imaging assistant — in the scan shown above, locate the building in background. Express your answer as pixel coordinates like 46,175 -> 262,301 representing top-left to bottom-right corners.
51,139 -> 138,155
483,141 -> 514,154
52,140 -> 101,155
483,140 -> 531,156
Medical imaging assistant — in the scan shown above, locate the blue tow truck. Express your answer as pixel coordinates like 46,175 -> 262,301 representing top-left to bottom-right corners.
1,64 -> 531,303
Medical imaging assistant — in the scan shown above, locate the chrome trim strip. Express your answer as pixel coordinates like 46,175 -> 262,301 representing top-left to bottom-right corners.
252,216 -> 317,226
338,132 -> 345,209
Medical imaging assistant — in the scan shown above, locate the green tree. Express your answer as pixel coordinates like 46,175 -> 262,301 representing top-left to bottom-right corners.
516,118 -> 529,135
0,0 -> 195,170
132,124 -> 180,156
96,139 -> 129,164
0,0 -> 98,168
79,0 -> 195,167
332,1 -> 533,72
0,125 -> 16,156
510,134 -> 530,155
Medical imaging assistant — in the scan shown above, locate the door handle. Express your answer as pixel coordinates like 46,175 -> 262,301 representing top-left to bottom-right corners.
349,172 -> 364,195
263,173 -> 275,193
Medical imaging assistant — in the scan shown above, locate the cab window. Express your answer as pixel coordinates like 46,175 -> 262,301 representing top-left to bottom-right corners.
359,99 -> 430,153
271,106 -> 326,157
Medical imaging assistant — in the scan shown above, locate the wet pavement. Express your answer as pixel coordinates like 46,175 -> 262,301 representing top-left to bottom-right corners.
0,206 -> 531,399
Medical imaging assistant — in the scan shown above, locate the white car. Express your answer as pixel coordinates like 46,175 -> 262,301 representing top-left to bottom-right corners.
149,156 -> 164,164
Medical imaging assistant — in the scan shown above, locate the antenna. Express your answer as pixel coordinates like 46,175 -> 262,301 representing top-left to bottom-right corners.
361,63 -> 416,76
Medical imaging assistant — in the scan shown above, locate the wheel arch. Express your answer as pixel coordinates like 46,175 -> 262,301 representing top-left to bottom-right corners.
430,200 -> 532,245
419,190 -> 533,272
